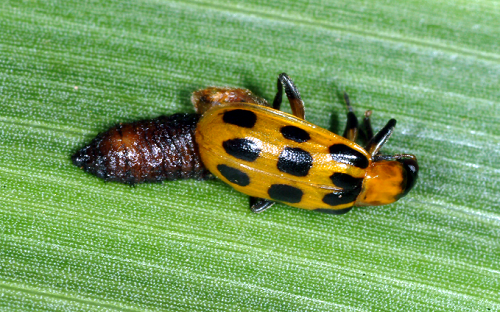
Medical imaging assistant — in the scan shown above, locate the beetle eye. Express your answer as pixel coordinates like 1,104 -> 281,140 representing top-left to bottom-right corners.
397,158 -> 418,198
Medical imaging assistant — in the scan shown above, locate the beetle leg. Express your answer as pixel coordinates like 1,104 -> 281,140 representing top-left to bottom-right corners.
250,197 -> 275,213
342,92 -> 359,142
364,119 -> 397,157
273,73 -> 306,119
363,110 -> 374,141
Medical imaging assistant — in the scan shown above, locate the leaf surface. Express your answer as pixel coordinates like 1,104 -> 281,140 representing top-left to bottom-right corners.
1,0 -> 499,311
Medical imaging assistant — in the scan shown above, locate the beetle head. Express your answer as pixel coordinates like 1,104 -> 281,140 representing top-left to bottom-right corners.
355,155 -> 418,206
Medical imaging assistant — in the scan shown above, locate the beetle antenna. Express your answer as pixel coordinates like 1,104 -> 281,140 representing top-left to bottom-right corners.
365,119 -> 397,157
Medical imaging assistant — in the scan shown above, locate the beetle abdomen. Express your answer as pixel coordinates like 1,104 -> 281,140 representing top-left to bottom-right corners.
72,113 -> 208,184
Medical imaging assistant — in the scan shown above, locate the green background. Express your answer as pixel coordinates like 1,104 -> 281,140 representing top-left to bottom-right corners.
1,0 -> 499,311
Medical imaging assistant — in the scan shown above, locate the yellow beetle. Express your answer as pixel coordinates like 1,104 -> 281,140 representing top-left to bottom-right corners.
194,73 -> 418,214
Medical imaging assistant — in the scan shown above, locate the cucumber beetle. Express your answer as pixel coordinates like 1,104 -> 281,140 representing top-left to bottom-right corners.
73,73 -> 418,214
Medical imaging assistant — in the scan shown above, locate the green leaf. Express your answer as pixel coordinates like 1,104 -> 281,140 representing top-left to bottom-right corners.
1,0 -> 499,311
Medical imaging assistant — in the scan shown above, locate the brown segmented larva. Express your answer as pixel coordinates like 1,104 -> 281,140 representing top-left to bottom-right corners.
72,113 -> 208,184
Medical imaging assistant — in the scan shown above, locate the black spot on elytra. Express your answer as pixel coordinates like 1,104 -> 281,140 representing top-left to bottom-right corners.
330,172 -> 363,190
223,138 -> 261,162
277,147 -> 313,177
329,144 -> 369,169
268,184 -> 303,203
222,109 -> 257,128
280,125 -> 310,143
322,188 -> 361,206
217,164 -> 250,186
316,207 -> 352,215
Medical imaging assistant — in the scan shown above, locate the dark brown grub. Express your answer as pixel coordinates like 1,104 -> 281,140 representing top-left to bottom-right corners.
72,113 -> 209,184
